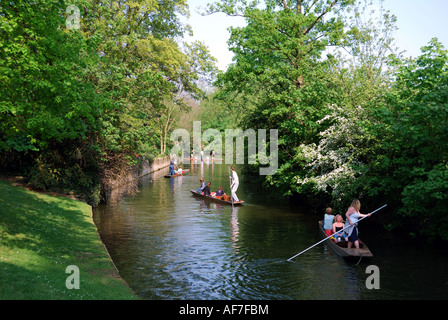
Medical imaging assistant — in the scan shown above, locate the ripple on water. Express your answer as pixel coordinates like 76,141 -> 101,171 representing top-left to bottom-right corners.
95,164 -> 448,300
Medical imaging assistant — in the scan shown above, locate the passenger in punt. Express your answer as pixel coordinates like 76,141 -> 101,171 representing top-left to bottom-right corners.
323,207 -> 334,237
344,199 -> 371,248
196,178 -> 206,194
203,182 -> 211,196
215,186 -> 225,198
332,214 -> 346,242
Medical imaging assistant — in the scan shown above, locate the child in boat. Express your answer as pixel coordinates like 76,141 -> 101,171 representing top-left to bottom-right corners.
177,166 -> 183,174
323,207 -> 334,237
214,186 -> 225,199
332,214 -> 346,242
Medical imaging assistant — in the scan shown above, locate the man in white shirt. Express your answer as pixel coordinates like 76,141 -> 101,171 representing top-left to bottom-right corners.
229,166 -> 239,202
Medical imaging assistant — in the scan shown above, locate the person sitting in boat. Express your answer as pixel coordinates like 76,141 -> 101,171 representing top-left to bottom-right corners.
323,207 -> 334,237
177,166 -> 183,174
332,214 -> 346,242
203,182 -> 211,196
214,186 -> 225,199
196,178 -> 206,194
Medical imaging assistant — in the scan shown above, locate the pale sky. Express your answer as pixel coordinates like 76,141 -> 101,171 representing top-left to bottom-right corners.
185,0 -> 448,71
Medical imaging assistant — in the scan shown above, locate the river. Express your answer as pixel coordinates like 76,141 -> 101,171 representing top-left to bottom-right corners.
94,161 -> 448,300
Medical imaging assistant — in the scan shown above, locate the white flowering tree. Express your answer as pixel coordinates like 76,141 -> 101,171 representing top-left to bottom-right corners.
296,104 -> 377,202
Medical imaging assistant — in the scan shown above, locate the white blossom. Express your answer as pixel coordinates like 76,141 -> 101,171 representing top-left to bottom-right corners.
297,104 -> 372,200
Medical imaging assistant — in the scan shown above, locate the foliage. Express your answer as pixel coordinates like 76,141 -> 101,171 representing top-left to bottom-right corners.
296,39 -> 448,240
296,104 -> 379,203
3,0 -> 448,241
206,0 -> 448,241
372,39 -> 448,240
0,0 -> 104,153
0,0 -> 218,205
327,0 -> 401,107
208,0 -> 358,195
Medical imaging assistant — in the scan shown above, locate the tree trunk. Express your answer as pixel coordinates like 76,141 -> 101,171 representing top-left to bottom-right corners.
297,0 -> 302,14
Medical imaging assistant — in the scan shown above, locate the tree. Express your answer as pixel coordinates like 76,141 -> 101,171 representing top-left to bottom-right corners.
294,0 -> 400,205
327,0 -> 401,107
372,39 -> 448,240
0,0 -> 104,154
207,0 -> 357,194
0,0 -> 217,204
296,39 -> 448,241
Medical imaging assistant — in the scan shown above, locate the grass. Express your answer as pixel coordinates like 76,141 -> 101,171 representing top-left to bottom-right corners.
0,179 -> 138,300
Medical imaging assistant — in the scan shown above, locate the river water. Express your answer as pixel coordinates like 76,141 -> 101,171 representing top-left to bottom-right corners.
94,161 -> 448,300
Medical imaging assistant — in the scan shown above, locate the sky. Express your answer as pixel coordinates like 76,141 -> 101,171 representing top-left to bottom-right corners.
184,0 -> 448,71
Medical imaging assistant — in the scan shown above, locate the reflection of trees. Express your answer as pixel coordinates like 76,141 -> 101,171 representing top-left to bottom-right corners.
96,163 -> 370,299
156,168 -> 185,209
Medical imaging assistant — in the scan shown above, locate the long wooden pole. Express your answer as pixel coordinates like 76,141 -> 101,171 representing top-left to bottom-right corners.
286,204 -> 387,261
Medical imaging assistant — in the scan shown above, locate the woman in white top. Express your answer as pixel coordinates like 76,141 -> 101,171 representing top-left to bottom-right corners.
345,199 -> 371,248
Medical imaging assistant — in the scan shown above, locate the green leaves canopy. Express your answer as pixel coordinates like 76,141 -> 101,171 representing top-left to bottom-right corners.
0,0 -> 217,204
208,0 -> 448,240
210,0 -> 356,194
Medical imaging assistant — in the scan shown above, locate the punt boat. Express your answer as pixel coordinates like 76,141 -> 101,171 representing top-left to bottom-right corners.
164,169 -> 189,178
318,221 -> 373,258
190,189 -> 244,206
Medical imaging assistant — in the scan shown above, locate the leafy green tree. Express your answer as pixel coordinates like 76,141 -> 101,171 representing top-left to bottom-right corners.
0,0 -> 104,153
207,0 -> 357,194
296,39 -> 448,241
371,39 -> 448,240
79,0 -> 209,154
293,0 -> 400,203
327,0 -> 401,107
1,0 -> 217,204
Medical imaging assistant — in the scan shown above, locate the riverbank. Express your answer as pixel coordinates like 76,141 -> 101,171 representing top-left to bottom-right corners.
101,155 -> 171,203
0,179 -> 137,299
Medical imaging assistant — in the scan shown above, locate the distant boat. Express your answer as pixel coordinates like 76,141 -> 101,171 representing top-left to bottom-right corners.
318,221 -> 373,258
164,170 -> 190,178
190,189 -> 244,206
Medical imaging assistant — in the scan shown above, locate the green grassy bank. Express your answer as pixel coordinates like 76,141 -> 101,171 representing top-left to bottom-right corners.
0,179 -> 137,299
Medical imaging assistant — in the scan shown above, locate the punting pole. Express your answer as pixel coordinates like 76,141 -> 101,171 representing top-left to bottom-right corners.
286,204 -> 387,261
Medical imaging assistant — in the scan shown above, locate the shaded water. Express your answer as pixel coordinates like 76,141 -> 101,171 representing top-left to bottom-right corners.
94,162 -> 448,300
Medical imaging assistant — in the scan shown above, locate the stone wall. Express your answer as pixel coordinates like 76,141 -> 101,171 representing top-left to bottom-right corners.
138,155 -> 171,177
101,155 -> 170,203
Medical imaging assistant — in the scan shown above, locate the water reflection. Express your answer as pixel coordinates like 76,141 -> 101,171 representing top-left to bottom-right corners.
230,207 -> 240,251
94,163 -> 448,300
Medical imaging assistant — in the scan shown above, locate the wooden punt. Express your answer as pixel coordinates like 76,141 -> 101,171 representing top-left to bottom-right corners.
164,169 -> 189,178
318,221 -> 373,258
190,189 -> 244,206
